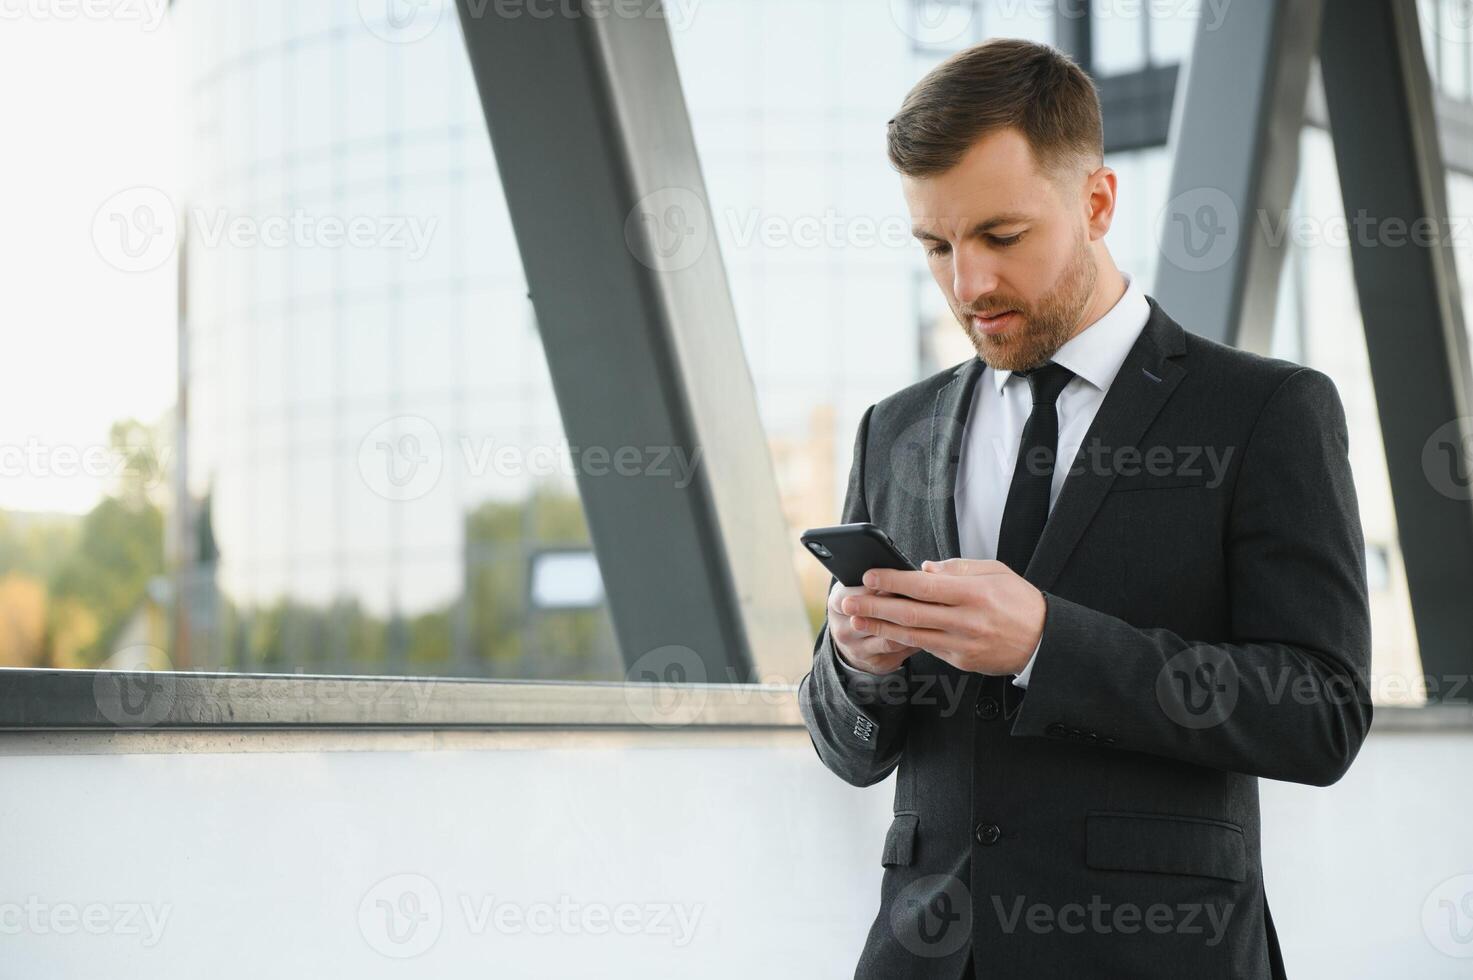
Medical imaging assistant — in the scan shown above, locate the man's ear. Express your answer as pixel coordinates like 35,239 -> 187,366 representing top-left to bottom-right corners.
1084,164 -> 1117,240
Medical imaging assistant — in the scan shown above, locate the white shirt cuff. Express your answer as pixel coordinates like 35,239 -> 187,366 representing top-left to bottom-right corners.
1011,636 -> 1043,689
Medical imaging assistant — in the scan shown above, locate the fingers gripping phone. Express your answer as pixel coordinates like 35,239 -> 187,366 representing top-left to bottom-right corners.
800,523 -> 917,587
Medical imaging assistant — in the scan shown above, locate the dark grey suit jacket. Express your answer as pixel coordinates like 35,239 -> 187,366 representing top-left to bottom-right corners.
798,296 -> 1373,979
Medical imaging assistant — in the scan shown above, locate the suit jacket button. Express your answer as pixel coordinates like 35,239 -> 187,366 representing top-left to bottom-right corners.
975,823 -> 1001,846
975,697 -> 1000,720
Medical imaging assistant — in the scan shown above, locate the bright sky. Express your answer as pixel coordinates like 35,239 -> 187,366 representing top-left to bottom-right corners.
0,6 -> 178,514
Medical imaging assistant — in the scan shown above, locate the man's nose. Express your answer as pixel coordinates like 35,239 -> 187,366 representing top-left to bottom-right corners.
952,245 -> 1002,308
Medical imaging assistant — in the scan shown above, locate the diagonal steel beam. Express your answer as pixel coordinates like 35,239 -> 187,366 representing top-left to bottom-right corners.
1320,0 -> 1473,699
1152,0 -> 1323,351
453,1 -> 812,684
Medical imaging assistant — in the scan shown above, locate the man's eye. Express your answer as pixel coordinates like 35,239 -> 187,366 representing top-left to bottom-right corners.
925,242 -> 951,257
992,233 -> 1024,248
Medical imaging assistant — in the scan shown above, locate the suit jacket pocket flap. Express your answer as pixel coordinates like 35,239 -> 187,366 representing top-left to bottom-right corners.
882,813 -> 919,867
1086,811 -> 1246,882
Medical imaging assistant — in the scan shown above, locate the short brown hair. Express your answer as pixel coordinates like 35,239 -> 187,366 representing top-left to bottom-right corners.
887,38 -> 1103,182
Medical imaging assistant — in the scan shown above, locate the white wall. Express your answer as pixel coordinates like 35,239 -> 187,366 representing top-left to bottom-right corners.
1262,729 -> 1473,978
0,729 -> 891,980
2,724 -> 1469,978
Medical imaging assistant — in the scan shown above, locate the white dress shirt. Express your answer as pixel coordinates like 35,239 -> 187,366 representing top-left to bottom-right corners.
835,271 -> 1150,688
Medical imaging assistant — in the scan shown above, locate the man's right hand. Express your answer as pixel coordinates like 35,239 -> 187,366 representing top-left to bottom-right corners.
827,581 -> 921,675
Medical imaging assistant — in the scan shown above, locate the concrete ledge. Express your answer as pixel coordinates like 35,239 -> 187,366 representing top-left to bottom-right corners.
1369,702 -> 1473,732
3,668 -> 1468,734
0,668 -> 802,731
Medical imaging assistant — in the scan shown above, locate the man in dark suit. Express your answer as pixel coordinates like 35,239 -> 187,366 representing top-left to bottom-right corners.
797,38 -> 1372,979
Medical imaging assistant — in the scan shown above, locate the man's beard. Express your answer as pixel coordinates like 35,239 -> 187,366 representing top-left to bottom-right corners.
955,233 -> 1097,373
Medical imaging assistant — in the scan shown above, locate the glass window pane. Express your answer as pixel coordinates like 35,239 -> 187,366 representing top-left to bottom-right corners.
673,1 -> 940,627
1442,0 -> 1471,99
1147,0 -> 1200,66
8,0 -> 1451,706
1093,0 -> 1147,75
1265,128 -> 1424,704
1418,0 -> 1442,87
985,0 -> 1054,46
2,0 -> 622,682
1105,145 -> 1174,288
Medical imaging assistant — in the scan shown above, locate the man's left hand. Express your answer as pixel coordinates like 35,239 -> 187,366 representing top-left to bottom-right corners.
839,558 -> 1046,676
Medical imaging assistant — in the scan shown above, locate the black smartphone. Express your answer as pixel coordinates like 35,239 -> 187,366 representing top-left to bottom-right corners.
800,523 -> 917,587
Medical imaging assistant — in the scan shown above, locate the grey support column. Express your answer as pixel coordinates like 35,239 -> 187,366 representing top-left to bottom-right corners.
1319,0 -> 1473,697
1152,0 -> 1323,351
454,1 -> 811,684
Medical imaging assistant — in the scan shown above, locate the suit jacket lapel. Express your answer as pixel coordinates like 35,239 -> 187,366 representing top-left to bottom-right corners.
1024,297 -> 1189,591
924,296 -> 1190,585
927,355 -> 986,562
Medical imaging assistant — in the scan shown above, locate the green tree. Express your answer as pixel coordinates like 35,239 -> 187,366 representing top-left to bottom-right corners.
43,420 -> 166,667
465,483 -> 617,680
183,480 -> 616,680
0,511 -> 79,581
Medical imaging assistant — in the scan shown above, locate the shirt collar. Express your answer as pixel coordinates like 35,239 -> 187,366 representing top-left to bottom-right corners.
991,271 -> 1151,395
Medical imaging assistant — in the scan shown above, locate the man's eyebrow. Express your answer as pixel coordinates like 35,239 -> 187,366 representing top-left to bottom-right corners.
912,212 -> 1033,240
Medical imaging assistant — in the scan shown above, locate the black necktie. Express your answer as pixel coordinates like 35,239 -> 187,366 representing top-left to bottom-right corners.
995,362 -> 1076,575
